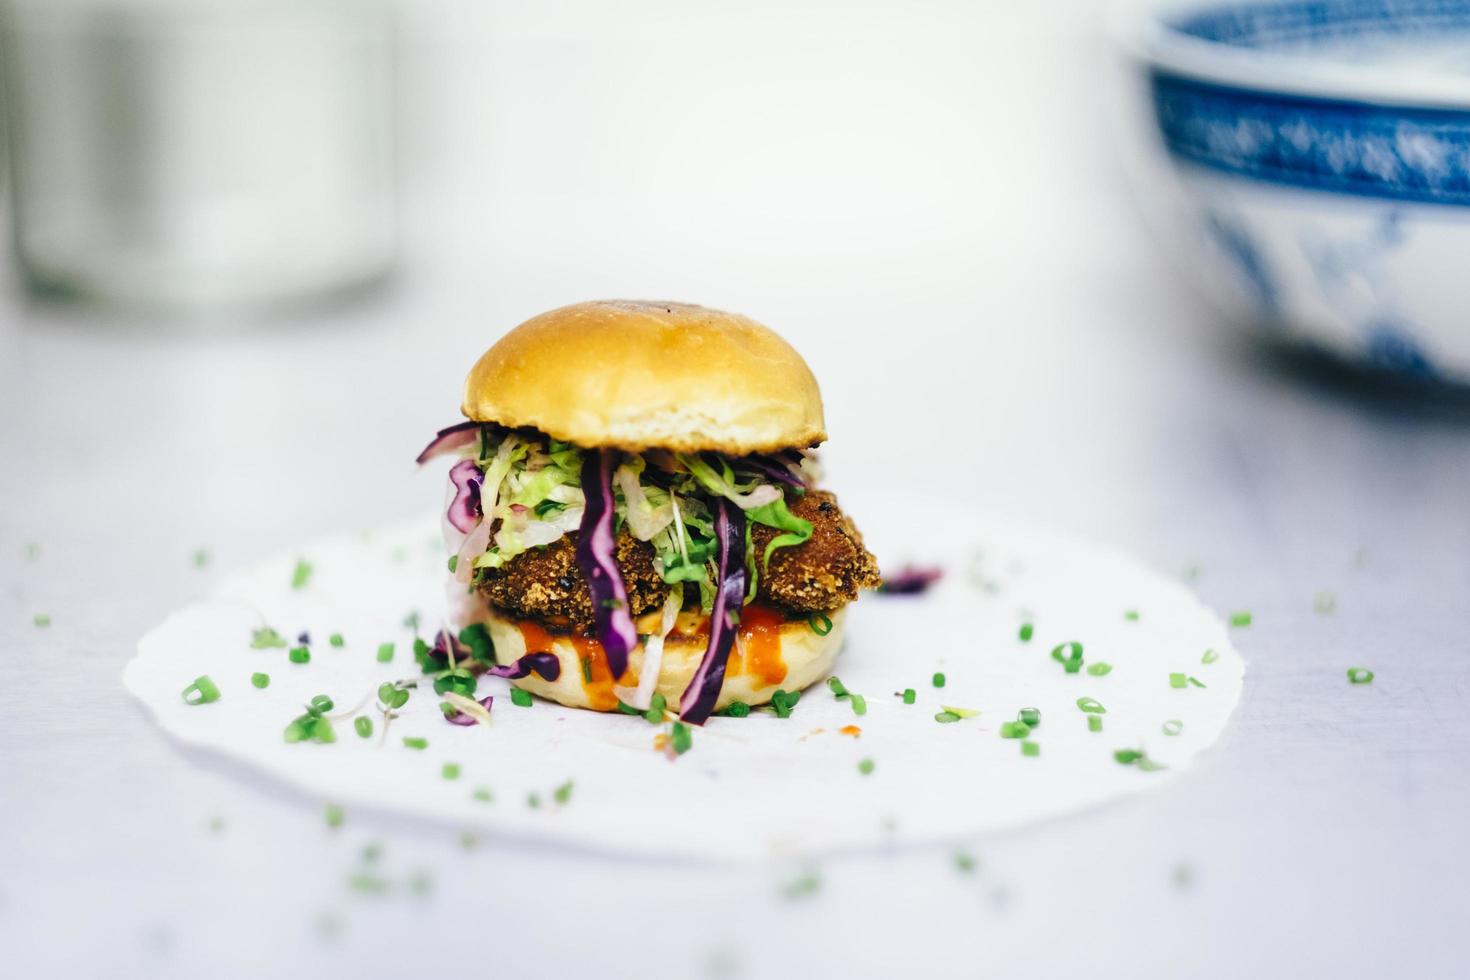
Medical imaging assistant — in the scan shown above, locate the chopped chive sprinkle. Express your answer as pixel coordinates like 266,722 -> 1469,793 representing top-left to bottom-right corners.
1124,610 -> 1140,621
1229,611 -> 1252,627
284,712 -> 335,743
1169,673 -> 1187,689
644,692 -> 667,724
1201,648 -> 1219,665
310,694 -> 334,714
850,694 -> 868,716
324,804 -> 344,829
1087,662 -> 1113,677
251,672 -> 270,689
580,657 -> 593,684
1347,667 -> 1375,685
354,716 -> 372,738
857,757 -> 876,775
1162,719 -> 1183,736
402,737 -> 428,750
1050,641 -> 1084,673
1021,740 -> 1040,757
1187,676 -> 1206,689
181,675 -> 221,705
290,559 -> 313,590
250,627 -> 287,649
670,722 -> 693,755
441,763 -> 461,781
472,786 -> 493,803
510,688 -> 533,708
999,721 -> 1030,739
723,701 -> 750,718
289,646 -> 310,664
1018,707 -> 1041,727
826,676 -> 850,698
376,642 -> 394,663
932,672 -> 946,688
1114,749 -> 1142,764
447,555 -> 459,574
616,700 -> 641,715
1018,622 -> 1034,642
953,851 -> 977,873
329,633 -> 345,648
902,688 -> 916,704
934,711 -> 961,724
941,705 -> 978,718
1075,697 -> 1106,714
1087,715 -> 1103,733
553,780 -> 575,804
807,613 -> 833,636
33,613 -> 51,628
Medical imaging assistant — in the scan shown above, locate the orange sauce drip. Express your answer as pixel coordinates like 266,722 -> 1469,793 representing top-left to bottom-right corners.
516,622 -> 631,713
839,725 -> 862,738
722,604 -> 788,686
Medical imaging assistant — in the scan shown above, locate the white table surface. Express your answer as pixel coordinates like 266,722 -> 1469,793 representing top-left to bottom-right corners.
2,3 -> 1466,977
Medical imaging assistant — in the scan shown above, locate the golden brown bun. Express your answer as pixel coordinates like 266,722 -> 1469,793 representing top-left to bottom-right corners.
481,605 -> 846,714
462,300 -> 826,454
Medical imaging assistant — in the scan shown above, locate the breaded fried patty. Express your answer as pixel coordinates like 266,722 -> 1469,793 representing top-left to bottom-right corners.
478,490 -> 880,628
753,490 -> 882,612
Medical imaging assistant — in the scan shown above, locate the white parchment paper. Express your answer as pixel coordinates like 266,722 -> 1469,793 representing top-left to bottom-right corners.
125,512 -> 1245,861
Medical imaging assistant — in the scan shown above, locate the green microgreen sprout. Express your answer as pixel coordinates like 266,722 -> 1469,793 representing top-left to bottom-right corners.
670,722 -> 693,755
722,701 -> 751,718
250,627 -> 287,649
849,694 -> 868,716
553,779 -> 575,805
768,689 -> 801,719
1075,696 -> 1106,714
376,642 -> 394,663
1087,662 -> 1113,676
827,676 -> 850,699
354,716 -> 373,738
510,687 -> 533,708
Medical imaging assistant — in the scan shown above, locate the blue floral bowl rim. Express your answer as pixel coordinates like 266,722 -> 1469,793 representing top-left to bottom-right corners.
1121,0 -> 1470,109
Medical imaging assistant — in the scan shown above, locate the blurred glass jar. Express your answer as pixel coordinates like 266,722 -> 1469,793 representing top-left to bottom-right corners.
0,0 -> 396,314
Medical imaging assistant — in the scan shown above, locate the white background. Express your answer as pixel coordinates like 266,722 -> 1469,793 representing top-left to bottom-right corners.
1,2 -> 1467,977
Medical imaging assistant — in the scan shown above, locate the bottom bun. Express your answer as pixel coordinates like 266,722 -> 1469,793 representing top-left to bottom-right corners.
481,605 -> 847,714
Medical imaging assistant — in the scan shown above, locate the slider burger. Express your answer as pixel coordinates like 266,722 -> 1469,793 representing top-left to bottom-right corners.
417,300 -> 880,724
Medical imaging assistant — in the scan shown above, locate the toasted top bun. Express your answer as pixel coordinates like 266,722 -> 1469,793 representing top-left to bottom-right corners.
462,300 -> 826,454
481,605 -> 846,714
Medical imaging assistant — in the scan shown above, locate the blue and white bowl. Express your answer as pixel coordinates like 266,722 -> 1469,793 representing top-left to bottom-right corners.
1129,0 -> 1470,381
